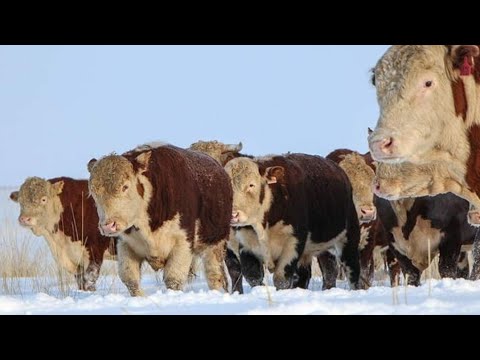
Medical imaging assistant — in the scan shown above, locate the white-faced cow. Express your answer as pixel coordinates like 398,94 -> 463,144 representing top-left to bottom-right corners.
189,140 -> 250,294
326,149 -> 401,285
87,143 -> 233,296
225,154 -> 362,290
10,177 -> 117,291
368,45 -> 480,225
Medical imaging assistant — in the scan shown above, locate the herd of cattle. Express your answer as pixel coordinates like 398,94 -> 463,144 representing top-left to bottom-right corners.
8,45 -> 480,296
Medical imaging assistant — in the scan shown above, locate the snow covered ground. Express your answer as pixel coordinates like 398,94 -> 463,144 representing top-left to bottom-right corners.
2,186 -> 480,315
2,276 -> 480,315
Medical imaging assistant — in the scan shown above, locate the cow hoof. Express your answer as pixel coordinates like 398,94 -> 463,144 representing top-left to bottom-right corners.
468,211 -> 480,227
273,276 -> 291,290
129,289 -> 145,297
245,278 -> 264,288
322,283 -> 336,290
165,279 -> 185,291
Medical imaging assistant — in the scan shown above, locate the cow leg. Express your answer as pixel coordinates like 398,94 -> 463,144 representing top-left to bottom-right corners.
252,224 -> 274,271
240,250 -> 264,288
83,261 -> 101,291
225,247 -> 243,294
339,219 -> 362,289
188,255 -> 202,283
390,247 -> 421,286
273,236 -> 301,290
117,241 -> 144,297
457,251 -> 470,279
438,234 -> 461,279
202,241 -> 228,291
359,232 -> 375,288
164,239 -> 193,291
295,262 -> 312,289
470,230 -> 480,280
385,248 -> 401,286
318,252 -> 338,290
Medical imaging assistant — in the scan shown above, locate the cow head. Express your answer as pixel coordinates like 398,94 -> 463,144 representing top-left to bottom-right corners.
338,153 -> 376,223
88,152 -> 151,236
369,45 -> 480,163
189,140 -> 243,166
224,157 -> 283,227
9,177 -> 64,236
373,161 -> 438,201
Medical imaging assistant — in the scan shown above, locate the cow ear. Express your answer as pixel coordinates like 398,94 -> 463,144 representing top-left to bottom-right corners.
52,181 -> 64,195
450,45 -> 480,76
87,158 -> 97,173
368,127 -> 373,136
9,191 -> 19,202
221,152 -> 236,166
265,166 -> 285,185
135,151 -> 151,173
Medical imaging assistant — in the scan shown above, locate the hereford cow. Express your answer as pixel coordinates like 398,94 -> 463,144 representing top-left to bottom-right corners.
375,193 -> 474,285
225,154 -> 362,290
10,177 -> 116,291
367,45 -> 480,224
87,143 -> 233,296
190,140 -> 249,293
326,149 -> 400,285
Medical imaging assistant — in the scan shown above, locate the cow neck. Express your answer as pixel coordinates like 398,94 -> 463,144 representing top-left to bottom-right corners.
262,182 -> 286,229
451,66 -> 480,196
389,198 -> 415,227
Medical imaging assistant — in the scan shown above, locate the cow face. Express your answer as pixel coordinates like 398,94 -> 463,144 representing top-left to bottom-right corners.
373,162 -> 435,201
338,153 -> 376,223
88,152 -> 151,237
190,140 -> 243,166
9,177 -> 64,236
224,158 -> 282,227
368,45 -> 480,163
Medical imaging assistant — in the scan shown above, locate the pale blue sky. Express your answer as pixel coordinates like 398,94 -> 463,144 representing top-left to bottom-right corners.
0,45 -> 389,186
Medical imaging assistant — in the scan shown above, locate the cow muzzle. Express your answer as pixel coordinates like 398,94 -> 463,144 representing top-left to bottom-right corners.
18,215 -> 34,227
369,137 -> 396,160
231,210 -> 247,226
359,206 -> 377,223
372,180 -> 397,201
100,220 -> 118,236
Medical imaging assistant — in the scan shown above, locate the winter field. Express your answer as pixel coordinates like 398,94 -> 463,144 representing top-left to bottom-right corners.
2,186 -> 480,315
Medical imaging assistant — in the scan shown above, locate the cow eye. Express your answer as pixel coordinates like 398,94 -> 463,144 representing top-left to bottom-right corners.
249,184 -> 255,188
41,197 -> 47,204
122,185 -> 129,192
425,81 -> 433,88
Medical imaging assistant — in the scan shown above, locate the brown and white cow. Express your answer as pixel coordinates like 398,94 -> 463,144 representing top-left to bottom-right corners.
225,154 -> 362,290
189,140 -> 249,294
326,149 -> 400,285
10,177 -> 117,291
367,45 -> 480,224
87,143 -> 233,296
375,193 -> 475,285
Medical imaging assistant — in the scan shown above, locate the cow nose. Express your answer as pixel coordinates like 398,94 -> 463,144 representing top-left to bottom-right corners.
231,211 -> 239,224
101,221 -> 117,235
371,137 -> 394,157
360,207 -> 377,222
19,216 -> 32,225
